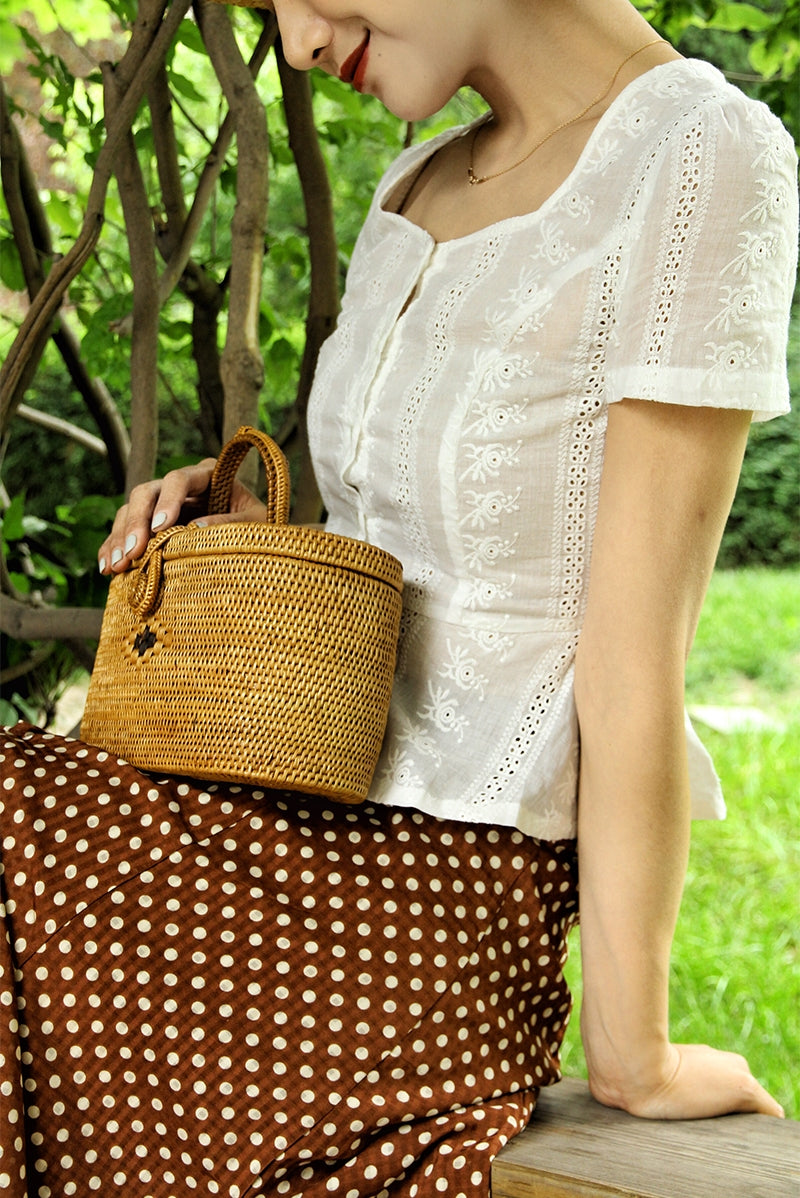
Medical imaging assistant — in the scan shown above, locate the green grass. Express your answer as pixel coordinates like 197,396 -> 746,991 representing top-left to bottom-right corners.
560,567 -> 800,1119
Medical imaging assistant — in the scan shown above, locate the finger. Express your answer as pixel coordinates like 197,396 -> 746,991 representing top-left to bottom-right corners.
144,459 -> 217,537
101,480 -> 163,574
97,483 -> 160,575
728,1069 -> 785,1118
676,1046 -> 784,1119
98,460 -> 218,575
191,503 -> 268,528
634,1046 -> 786,1120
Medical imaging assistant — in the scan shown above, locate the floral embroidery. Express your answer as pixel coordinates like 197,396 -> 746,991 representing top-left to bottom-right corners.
391,708 -> 443,766
441,641 -> 488,699
704,283 -> 761,333
465,396 -> 529,437
460,441 -> 522,484
563,190 -> 594,222
742,177 -> 793,226
463,577 -> 515,611
532,219 -> 573,264
461,488 -> 522,530
705,338 -> 763,378
381,746 -> 424,788
469,347 -> 536,393
420,682 -> 469,739
721,229 -> 781,278
465,626 -> 515,662
463,533 -> 518,571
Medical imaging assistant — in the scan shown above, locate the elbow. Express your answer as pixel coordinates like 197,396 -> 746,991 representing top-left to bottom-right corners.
573,636 -> 686,739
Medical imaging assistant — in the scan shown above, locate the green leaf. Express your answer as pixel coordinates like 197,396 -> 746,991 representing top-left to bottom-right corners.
708,3 -> 774,33
312,72 -> 366,118
749,37 -> 798,80
22,514 -> 53,537
270,138 -> 295,167
106,0 -> 137,23
264,336 -> 299,391
39,115 -> 67,146
133,125 -> 154,152
1,693 -> 41,724
29,553 -> 68,593
169,71 -> 207,104
160,319 -> 193,343
219,165 -> 238,195
0,238 -> 26,292
2,494 -> 26,541
0,699 -> 20,726
8,572 -> 31,594
176,19 -> 207,56
45,194 -> 80,239
0,21 -> 25,74
55,495 -> 119,529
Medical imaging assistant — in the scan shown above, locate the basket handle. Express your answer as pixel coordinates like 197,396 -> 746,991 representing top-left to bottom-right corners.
207,426 -> 291,525
128,525 -> 182,617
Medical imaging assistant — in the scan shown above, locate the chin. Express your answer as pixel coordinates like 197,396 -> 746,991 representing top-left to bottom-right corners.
375,71 -> 458,124
381,91 -> 453,124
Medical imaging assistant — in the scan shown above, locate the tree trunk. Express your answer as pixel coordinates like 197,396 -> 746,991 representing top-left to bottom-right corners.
276,49 -> 340,522
198,1 -> 270,490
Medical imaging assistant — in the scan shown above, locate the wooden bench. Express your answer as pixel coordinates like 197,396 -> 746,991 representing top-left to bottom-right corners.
491,1078 -> 799,1198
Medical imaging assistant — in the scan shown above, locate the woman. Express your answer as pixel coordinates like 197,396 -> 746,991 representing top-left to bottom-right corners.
2,1 -> 796,1195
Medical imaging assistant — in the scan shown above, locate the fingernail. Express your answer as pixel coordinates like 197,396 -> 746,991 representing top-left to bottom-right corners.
99,557 -> 106,573
124,534 -> 137,554
195,519 -> 208,528
152,511 -> 167,530
111,548 -> 123,566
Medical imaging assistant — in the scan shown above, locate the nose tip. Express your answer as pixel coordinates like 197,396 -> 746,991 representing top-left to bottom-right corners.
277,17 -> 332,72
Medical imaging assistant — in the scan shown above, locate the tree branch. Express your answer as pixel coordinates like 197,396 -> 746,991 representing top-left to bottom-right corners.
0,596 -> 103,641
53,323 -> 131,488
152,19 -> 276,314
0,643 -> 56,687
197,0 -> 269,473
0,82 -> 45,297
185,260 -> 226,453
0,0 -> 192,430
148,59 -> 187,258
16,404 -> 108,456
1,78 -> 129,488
276,45 -> 339,522
102,50 -> 161,491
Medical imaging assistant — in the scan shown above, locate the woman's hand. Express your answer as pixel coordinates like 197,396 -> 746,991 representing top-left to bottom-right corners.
585,1037 -> 785,1120
98,459 -> 267,575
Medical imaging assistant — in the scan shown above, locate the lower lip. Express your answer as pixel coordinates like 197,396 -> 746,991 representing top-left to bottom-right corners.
351,37 -> 370,92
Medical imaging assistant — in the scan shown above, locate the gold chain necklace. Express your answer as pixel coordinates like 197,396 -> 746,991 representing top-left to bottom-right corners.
467,38 -> 664,186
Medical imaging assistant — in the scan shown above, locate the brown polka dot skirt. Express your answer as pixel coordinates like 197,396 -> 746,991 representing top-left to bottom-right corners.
1,724 -> 578,1197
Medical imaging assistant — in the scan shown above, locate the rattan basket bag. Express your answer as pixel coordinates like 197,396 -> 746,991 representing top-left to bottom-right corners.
82,426 -> 404,804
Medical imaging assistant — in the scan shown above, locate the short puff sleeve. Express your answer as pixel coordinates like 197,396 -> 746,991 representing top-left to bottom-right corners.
606,92 -> 798,422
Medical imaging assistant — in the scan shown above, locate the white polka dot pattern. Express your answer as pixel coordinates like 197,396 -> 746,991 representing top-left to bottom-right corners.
0,725 -> 578,1197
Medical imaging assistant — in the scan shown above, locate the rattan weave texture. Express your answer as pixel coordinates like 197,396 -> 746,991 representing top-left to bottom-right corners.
82,428 -> 403,804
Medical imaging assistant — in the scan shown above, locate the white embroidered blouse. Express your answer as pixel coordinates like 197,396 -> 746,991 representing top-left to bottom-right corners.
307,60 -> 798,840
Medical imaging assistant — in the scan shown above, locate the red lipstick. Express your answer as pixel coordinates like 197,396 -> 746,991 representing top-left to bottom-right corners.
340,31 -> 370,91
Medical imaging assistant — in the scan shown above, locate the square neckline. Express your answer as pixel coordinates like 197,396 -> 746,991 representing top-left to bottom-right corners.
378,57 -> 708,249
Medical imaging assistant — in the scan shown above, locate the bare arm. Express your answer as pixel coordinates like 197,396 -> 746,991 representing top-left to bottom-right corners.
575,397 -> 783,1119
